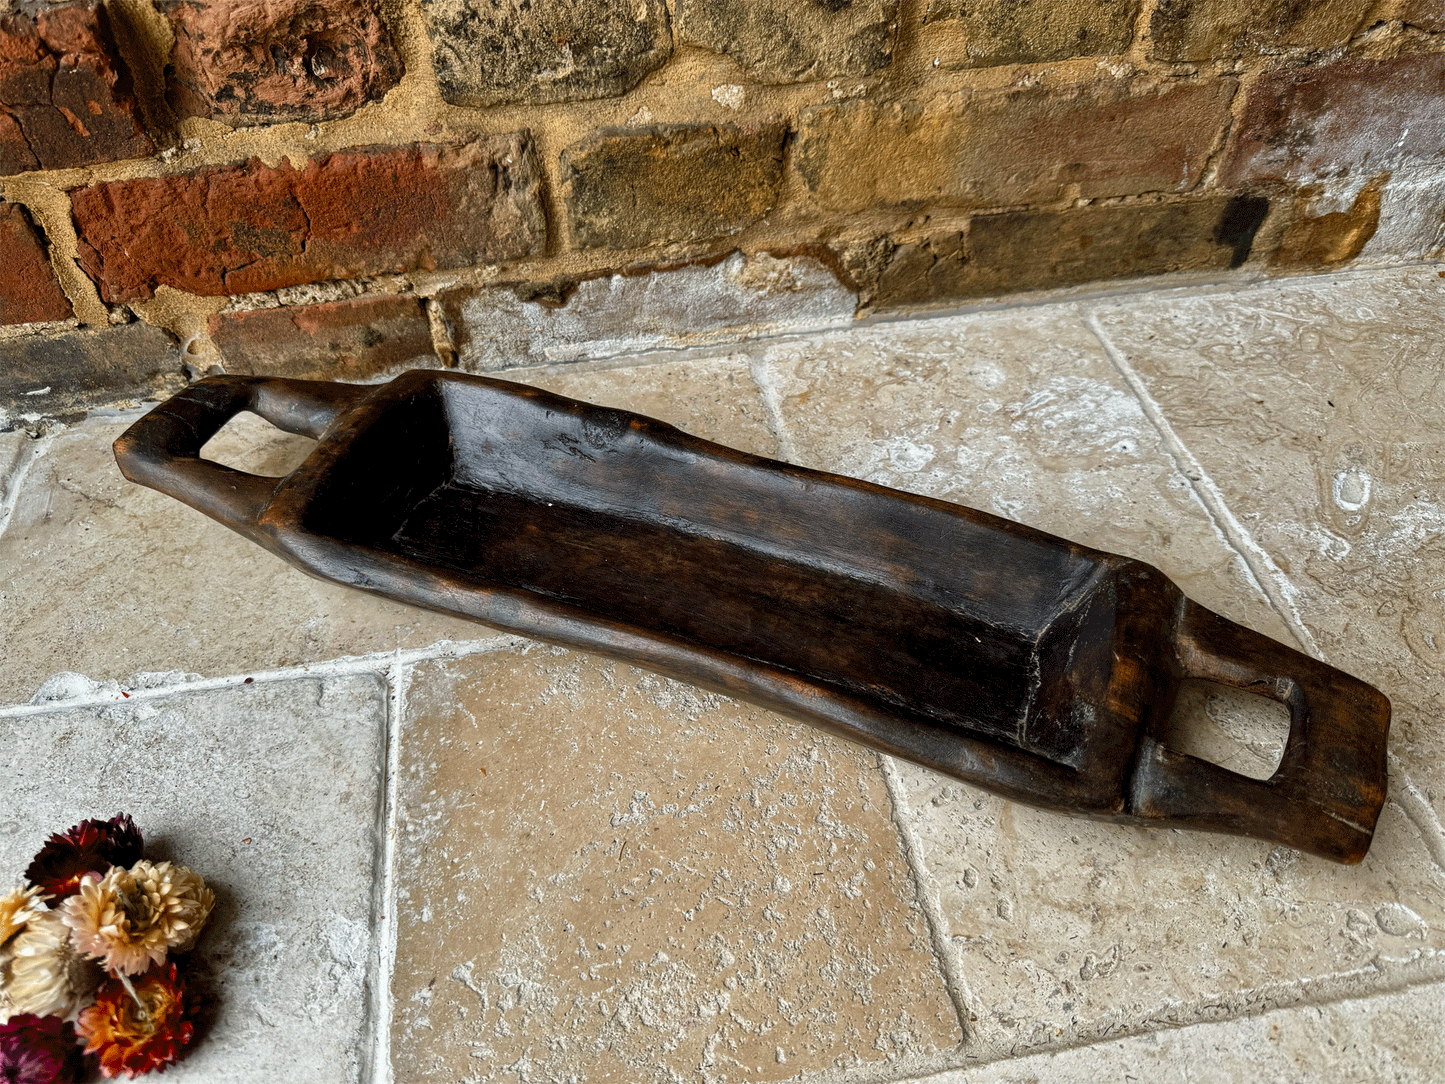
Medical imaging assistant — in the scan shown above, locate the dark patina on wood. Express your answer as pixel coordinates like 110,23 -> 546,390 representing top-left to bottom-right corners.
114,372 -> 1392,863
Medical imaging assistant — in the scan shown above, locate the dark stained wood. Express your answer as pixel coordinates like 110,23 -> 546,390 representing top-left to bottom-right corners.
113,372 -> 1392,863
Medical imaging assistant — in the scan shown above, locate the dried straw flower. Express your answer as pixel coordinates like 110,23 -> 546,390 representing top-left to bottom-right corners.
0,1013 -> 84,1084
58,871 -> 167,978
3,911 -> 102,1021
77,963 -> 197,1079
0,886 -> 47,949
25,816 -> 144,902
127,863 -> 214,955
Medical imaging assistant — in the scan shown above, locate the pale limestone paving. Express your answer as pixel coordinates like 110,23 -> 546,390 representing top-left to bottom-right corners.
750,303 -> 1445,1052
1091,265 -> 1445,821
388,647 -> 962,1083
0,675 -> 388,1083
443,252 -> 856,371
0,410 -> 484,703
923,981 -> 1445,1083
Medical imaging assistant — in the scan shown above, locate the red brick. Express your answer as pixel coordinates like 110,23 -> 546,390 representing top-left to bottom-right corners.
209,294 -> 435,380
1222,53 -> 1445,187
163,0 -> 404,124
71,136 -> 546,303
795,78 -> 1236,214
0,203 -> 71,325
0,2 -> 153,175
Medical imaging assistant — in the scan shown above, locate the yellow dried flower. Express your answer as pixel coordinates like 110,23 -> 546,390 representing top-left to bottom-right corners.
128,861 -> 215,953
3,910 -> 101,1019
0,886 -> 46,948
58,870 -> 168,977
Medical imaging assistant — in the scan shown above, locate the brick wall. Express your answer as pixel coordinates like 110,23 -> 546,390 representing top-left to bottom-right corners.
1,0 -> 1443,424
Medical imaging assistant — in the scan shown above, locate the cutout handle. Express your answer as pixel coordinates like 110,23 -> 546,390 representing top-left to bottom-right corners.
1130,599 -> 1390,863
113,376 -> 368,532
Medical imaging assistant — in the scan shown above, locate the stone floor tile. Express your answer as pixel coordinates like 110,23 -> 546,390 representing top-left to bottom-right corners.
0,411 -> 484,704
752,301 -> 1445,1050
1090,266 -> 1445,804
753,305 -> 1283,634
389,646 -> 961,1083
925,980 -> 1445,1083
518,352 -> 780,458
0,674 -> 388,1082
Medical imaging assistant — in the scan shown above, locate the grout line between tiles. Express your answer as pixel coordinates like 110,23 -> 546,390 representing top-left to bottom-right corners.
878,755 -> 981,1051
1082,309 -> 1322,659
1388,751 -> 1445,873
0,635 -> 522,718
0,427 -> 57,543
883,960 -> 1445,1084
366,663 -> 410,1084
746,353 -> 801,462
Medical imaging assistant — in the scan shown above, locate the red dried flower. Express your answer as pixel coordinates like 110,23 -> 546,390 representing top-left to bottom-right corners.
24,816 -> 144,901
75,963 -> 197,1079
0,1013 -> 83,1084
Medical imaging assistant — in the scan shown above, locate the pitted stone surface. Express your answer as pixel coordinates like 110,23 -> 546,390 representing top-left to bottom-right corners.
675,0 -> 898,83
924,0 -> 1139,67
389,647 -> 961,1082
421,0 -> 672,107
163,0 -> 405,124
562,124 -> 786,250
442,252 -> 854,370
0,675 -> 387,1083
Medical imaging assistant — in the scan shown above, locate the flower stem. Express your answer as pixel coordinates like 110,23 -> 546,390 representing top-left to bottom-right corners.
117,971 -> 143,1009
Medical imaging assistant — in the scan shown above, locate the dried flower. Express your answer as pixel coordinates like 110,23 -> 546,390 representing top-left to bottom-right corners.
126,863 -> 214,955
0,1013 -> 84,1084
24,817 -> 143,901
58,871 -> 167,978
77,964 -> 197,1079
3,910 -> 102,1021
0,887 -> 47,949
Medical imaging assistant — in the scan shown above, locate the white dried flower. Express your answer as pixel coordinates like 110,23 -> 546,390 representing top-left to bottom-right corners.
129,861 -> 215,953
59,869 -> 167,977
0,885 -> 47,947
4,909 -> 101,1019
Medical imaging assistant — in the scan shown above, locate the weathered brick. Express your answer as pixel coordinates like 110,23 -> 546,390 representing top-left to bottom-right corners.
1404,0 -> 1445,32
1150,0 -> 1375,61
562,123 -> 785,250
0,319 -> 181,424
924,0 -> 1140,67
1272,174 -> 1385,268
796,79 -> 1236,214
0,1 -> 153,174
421,0 -> 672,107
162,0 -> 404,124
209,294 -> 436,380
71,135 -> 545,303
872,195 -> 1272,309
675,0 -> 897,83
0,203 -> 71,324
1222,53 -> 1445,187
